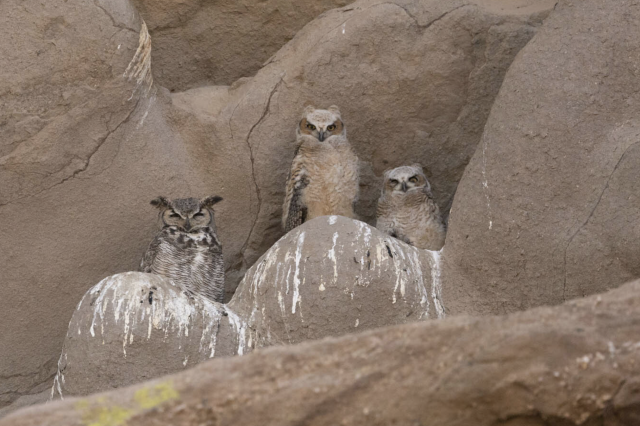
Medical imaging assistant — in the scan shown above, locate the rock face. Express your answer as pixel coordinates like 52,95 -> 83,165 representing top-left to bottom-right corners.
442,0 -> 640,316
0,0 -> 555,411
0,0 -> 146,410
5,280 -> 640,426
228,216 -> 444,349
214,0 -> 555,293
130,0 -> 353,90
51,272 -> 243,399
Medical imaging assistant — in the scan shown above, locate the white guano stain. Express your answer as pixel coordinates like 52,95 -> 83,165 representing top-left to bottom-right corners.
51,272 -> 230,400
227,310 -> 248,356
329,215 -> 338,225
428,249 -> 445,318
327,232 -> 339,285
227,219 -> 448,354
480,133 -> 493,230
291,231 -> 306,314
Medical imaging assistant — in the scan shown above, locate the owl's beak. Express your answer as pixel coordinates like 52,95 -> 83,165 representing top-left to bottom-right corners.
401,181 -> 408,192
318,131 -> 326,142
184,219 -> 191,231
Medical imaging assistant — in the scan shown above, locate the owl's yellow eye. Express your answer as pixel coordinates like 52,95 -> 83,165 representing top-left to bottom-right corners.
409,176 -> 418,183
307,123 -> 316,131
327,124 -> 336,131
193,211 -> 205,218
389,179 -> 399,185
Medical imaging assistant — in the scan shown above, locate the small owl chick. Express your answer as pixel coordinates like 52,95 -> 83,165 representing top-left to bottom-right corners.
140,195 -> 225,303
376,165 -> 445,250
282,105 -> 359,232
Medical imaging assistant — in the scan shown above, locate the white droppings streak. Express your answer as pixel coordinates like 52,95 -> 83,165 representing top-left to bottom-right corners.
428,249 -> 445,318
355,319 -> 359,327
481,133 -> 493,230
328,215 -> 338,225
409,249 -> 430,318
227,310 -> 248,356
327,232 -> 339,286
291,232 -> 306,314
52,272 -> 228,400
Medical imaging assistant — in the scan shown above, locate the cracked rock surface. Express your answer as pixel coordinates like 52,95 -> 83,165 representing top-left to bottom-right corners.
443,0 -> 640,316
130,0 -> 353,90
213,0 -> 555,295
0,0 -> 556,414
4,280 -> 640,425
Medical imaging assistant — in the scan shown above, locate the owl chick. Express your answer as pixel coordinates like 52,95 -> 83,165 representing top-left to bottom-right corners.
282,105 -> 359,232
376,165 -> 446,250
140,195 -> 225,303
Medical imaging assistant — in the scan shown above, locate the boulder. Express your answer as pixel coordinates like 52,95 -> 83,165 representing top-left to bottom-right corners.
442,0 -> 640,315
5,280 -> 640,425
130,0 -> 353,90
228,216 -> 444,350
50,272 -> 243,399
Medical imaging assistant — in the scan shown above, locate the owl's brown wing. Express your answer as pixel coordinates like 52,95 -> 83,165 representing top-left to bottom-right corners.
285,178 -> 308,233
282,147 -> 309,233
139,232 -> 163,272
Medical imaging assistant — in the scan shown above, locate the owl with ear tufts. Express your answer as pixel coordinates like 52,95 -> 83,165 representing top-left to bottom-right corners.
282,105 -> 359,232
140,195 -> 225,303
376,164 -> 446,251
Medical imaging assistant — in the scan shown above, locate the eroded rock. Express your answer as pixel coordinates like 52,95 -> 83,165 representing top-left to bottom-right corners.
213,0 -> 556,293
51,272 -> 242,399
228,216 -> 444,350
0,0 -> 556,411
131,0 -> 353,90
442,0 -> 640,315
5,280 -> 640,425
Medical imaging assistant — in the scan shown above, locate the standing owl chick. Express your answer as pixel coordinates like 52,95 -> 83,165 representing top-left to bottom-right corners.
140,195 -> 225,303
376,165 -> 446,250
282,105 -> 359,232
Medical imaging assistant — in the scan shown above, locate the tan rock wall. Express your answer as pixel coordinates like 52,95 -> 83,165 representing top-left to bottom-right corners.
442,0 -> 640,315
130,0 -> 353,90
0,0 -> 554,411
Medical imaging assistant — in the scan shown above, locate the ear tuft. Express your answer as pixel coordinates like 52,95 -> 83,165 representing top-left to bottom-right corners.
411,163 -> 423,170
201,195 -> 223,208
150,196 -> 170,209
302,105 -> 316,116
327,105 -> 341,116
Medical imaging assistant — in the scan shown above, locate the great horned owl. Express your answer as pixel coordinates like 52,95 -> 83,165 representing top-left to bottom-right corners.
282,105 -> 359,232
140,195 -> 225,303
376,165 -> 445,250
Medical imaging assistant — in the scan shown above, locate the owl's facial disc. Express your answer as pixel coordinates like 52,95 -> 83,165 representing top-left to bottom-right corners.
162,209 -> 186,230
188,209 -> 212,232
388,174 -> 424,193
299,113 -> 344,142
162,208 -> 211,232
